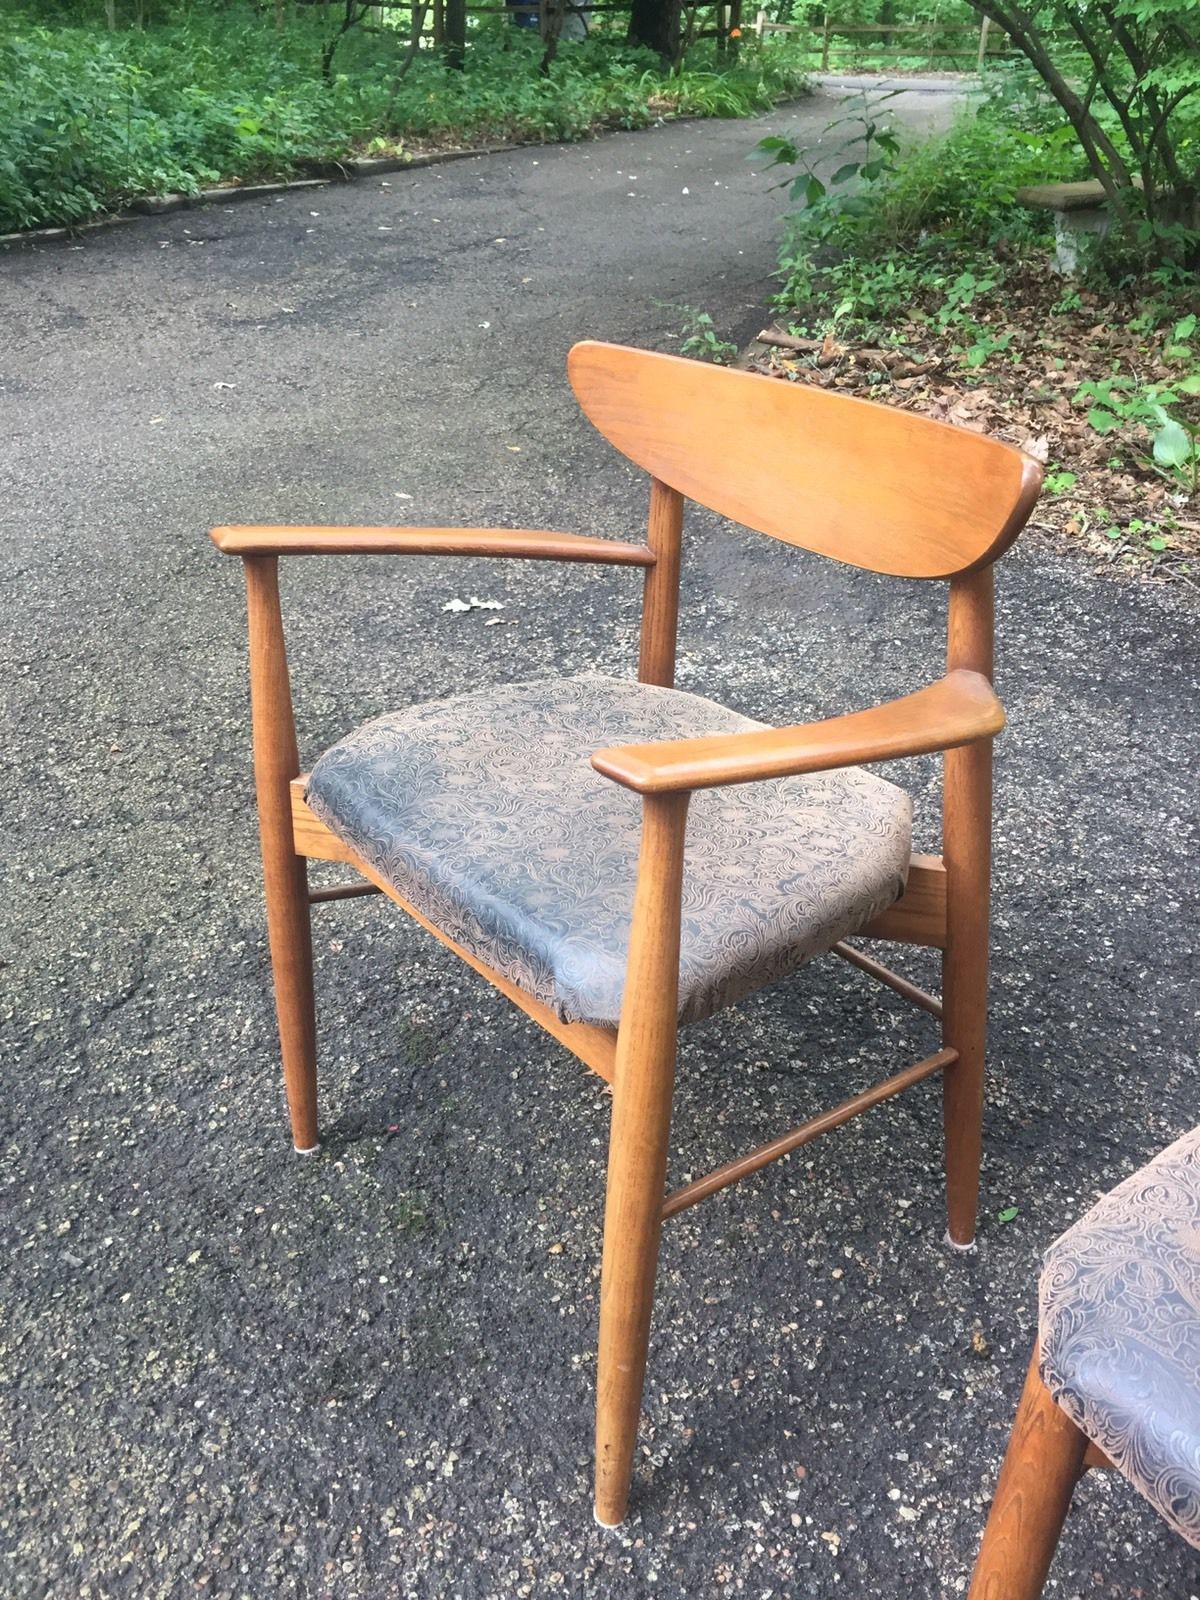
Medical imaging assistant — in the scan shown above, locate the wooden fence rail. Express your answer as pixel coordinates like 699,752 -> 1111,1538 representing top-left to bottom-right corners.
390,0 -> 737,46
755,8 -> 1002,70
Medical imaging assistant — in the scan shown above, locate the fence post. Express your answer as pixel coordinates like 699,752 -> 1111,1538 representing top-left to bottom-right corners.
821,9 -> 830,68
976,14 -> 990,69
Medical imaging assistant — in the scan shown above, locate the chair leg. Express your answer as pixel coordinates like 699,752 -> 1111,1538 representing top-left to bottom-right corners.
244,554 -> 319,1154
968,1349 -> 1089,1600
941,733 -> 991,1247
262,847 -> 320,1154
594,792 -> 688,1528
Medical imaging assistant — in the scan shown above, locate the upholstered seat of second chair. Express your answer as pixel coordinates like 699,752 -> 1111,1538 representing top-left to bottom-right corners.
1039,1124 -> 1200,1550
305,673 -> 913,1028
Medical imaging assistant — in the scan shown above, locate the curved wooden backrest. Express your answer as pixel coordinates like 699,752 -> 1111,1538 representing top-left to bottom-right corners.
568,341 -> 1042,580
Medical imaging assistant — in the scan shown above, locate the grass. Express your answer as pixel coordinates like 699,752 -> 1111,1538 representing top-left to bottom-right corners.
0,11 -> 810,233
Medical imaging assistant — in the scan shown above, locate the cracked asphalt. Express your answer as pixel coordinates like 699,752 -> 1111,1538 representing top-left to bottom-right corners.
2,85 -> 1198,1600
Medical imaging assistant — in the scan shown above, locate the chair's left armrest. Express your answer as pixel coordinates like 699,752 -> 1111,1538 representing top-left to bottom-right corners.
592,670 -> 1004,794
210,525 -> 656,567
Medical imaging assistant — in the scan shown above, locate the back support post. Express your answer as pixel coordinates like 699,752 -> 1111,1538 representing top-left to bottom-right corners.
638,478 -> 683,687
941,567 -> 995,1243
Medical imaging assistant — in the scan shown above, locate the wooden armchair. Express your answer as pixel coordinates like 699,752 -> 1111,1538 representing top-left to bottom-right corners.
969,1125 -> 1200,1597
212,341 -> 1042,1526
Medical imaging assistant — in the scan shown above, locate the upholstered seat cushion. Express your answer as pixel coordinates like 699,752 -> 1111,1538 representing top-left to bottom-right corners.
305,674 -> 913,1028
1039,1124 -> 1200,1549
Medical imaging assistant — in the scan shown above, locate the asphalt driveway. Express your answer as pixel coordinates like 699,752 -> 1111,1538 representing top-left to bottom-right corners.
2,89 -> 1198,1598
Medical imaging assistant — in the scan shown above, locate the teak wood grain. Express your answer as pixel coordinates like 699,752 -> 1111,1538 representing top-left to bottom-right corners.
638,479 -> 683,687
211,524 -> 656,565
591,670 -> 1003,794
289,782 -> 617,1081
569,341 -> 1042,579
292,778 -> 949,951
244,557 -> 319,1152
942,571 -> 995,1246
595,792 -> 689,1527
290,780 -> 361,865
217,337 -> 1039,1526
662,1046 -> 956,1219
859,853 -> 947,948
968,1352 -> 1091,1600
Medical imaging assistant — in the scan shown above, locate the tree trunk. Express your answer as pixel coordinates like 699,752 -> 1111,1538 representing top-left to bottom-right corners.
443,0 -> 467,67
628,0 -> 683,63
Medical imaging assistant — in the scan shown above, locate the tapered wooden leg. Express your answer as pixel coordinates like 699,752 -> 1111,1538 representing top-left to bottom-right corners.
262,843 -> 319,1153
968,1350 -> 1089,1600
941,733 -> 990,1245
943,571 -> 994,1246
594,792 -> 689,1527
244,556 -> 320,1153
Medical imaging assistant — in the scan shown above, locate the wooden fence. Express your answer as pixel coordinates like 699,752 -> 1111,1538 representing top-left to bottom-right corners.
384,0 -> 743,49
754,9 -> 1005,71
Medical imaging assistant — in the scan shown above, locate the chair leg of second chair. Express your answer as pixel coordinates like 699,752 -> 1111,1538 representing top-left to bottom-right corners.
969,1349 -> 1089,1599
594,793 -> 689,1527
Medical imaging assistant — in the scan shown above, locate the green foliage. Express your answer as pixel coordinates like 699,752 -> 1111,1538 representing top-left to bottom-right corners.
1094,511 -> 1178,554
756,96 -> 903,212
760,0 -> 990,73
1043,468 -> 1078,493
1075,353 -> 1200,492
966,0 -> 1200,267
0,14 -> 809,233
674,305 -> 738,362
759,97 -> 1071,332
0,13 -> 367,229
760,0 -> 1199,268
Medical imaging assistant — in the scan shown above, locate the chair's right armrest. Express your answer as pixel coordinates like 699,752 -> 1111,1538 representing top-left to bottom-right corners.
592,671 -> 1004,794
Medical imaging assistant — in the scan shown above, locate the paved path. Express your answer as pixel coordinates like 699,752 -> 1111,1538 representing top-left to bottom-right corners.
2,93 -> 1198,1599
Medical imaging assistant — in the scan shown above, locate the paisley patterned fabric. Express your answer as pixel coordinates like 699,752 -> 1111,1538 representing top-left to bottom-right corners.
306,674 -> 913,1027
1039,1124 -> 1200,1550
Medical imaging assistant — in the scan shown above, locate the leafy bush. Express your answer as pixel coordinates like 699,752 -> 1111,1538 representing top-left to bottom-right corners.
760,96 -> 1082,326
0,12 -> 810,233
0,17 -> 362,229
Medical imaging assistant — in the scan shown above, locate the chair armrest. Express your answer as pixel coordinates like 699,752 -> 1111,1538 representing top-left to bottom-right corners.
210,525 -> 655,567
591,670 -> 1004,794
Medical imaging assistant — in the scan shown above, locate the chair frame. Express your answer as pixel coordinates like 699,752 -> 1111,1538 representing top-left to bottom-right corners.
969,1349 -> 1117,1599
213,344 -> 1041,1526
